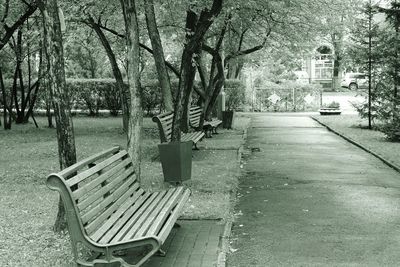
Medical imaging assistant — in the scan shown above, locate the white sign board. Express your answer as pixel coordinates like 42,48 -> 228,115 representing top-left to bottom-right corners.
304,94 -> 314,105
268,93 -> 281,104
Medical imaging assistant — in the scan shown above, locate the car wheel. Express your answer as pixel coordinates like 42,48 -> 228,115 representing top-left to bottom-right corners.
349,83 -> 358,90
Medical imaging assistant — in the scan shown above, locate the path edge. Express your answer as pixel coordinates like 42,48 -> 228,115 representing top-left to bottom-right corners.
311,116 -> 400,173
217,123 -> 249,267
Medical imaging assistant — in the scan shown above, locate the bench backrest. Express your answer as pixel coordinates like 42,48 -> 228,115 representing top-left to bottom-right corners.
152,112 -> 174,143
46,147 -> 141,243
189,106 -> 202,128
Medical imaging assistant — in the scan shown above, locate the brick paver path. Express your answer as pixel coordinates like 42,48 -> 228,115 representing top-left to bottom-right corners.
144,220 -> 223,267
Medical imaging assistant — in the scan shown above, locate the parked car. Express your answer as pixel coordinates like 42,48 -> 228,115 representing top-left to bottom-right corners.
341,73 -> 368,90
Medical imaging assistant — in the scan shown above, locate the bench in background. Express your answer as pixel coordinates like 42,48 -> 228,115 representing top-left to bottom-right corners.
152,111 -> 205,149
46,146 -> 190,266
189,106 -> 222,138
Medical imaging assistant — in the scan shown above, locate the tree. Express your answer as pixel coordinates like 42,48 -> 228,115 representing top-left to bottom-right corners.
120,0 -> 142,179
72,1 -> 130,132
0,0 -> 38,51
144,0 -> 173,112
170,0 -> 223,139
377,2 -> 400,102
348,0 -> 381,129
39,0 -> 77,232
0,1 -> 43,128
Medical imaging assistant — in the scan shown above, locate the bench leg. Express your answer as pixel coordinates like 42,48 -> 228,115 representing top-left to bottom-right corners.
205,129 -> 213,138
174,222 -> 181,228
193,143 -> 200,150
213,127 -> 219,134
156,248 -> 166,257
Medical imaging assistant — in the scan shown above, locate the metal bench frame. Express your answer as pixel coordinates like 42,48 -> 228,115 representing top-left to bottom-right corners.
46,147 -> 190,266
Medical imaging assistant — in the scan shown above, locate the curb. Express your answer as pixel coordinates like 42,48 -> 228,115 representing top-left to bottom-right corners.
311,116 -> 400,173
217,124 -> 248,267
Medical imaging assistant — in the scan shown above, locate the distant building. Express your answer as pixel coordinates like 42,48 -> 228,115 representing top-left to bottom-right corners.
302,44 -> 334,89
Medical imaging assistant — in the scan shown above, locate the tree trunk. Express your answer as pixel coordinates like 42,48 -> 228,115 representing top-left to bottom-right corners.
120,0 -> 142,181
180,49 -> 197,133
45,76 -> 54,128
171,1 -> 223,141
0,67 -> 11,130
40,0 -> 77,232
332,32 -> 343,91
87,17 -> 129,133
144,0 -> 173,112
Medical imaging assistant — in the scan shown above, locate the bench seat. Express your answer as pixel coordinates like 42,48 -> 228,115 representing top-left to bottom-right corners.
152,111 -> 205,149
47,147 -> 190,267
189,106 -> 222,137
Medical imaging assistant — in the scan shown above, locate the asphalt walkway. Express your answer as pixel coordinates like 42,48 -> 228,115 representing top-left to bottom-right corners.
228,114 -> 400,266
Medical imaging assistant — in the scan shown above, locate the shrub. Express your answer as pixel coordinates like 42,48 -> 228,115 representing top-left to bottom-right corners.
381,115 -> 400,141
323,101 -> 340,109
67,79 -> 121,116
224,79 -> 245,111
141,79 -> 163,116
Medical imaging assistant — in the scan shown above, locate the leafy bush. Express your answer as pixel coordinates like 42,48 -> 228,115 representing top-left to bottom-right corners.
352,79 -> 400,141
67,79 -> 121,116
323,101 -> 340,109
224,79 -> 245,111
141,79 -> 163,116
381,116 -> 400,141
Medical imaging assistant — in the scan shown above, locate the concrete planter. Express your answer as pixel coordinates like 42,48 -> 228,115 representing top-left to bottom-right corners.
222,111 -> 234,129
319,108 -> 342,116
158,141 -> 192,183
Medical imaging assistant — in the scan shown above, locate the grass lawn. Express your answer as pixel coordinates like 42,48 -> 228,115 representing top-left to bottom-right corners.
313,114 -> 400,168
0,114 -> 249,266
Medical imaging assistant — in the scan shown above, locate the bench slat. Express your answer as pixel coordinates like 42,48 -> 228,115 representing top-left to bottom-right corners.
158,189 -> 191,243
88,188 -> 146,238
72,158 -> 132,200
66,150 -> 128,187
108,191 -> 165,243
96,191 -> 152,244
58,146 -> 120,178
81,177 -> 137,225
123,189 -> 176,240
77,166 -> 135,211
144,187 -> 185,237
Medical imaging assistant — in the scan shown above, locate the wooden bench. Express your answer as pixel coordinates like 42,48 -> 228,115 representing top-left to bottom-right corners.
189,106 -> 222,138
152,111 -> 205,149
46,146 -> 190,267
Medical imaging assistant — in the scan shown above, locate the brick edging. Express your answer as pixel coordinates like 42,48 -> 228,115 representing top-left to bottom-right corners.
311,116 -> 400,173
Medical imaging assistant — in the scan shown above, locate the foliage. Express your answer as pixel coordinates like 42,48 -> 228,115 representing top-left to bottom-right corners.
66,79 -> 121,116
381,115 -> 400,141
141,80 -> 163,116
64,26 -> 111,79
224,79 -> 245,111
323,101 -> 340,109
347,1 -> 400,137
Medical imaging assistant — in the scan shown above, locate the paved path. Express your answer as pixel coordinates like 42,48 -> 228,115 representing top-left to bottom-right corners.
144,220 -> 223,267
228,114 -> 400,266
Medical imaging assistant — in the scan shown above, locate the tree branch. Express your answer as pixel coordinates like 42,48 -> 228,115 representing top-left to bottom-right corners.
224,37 -> 268,65
0,0 -> 38,50
82,20 -> 180,78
